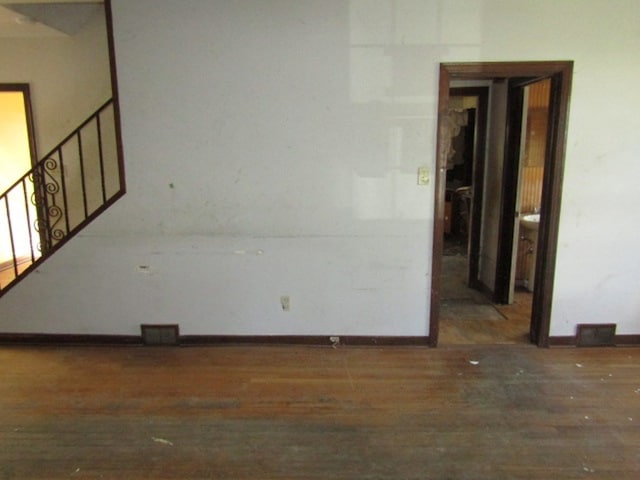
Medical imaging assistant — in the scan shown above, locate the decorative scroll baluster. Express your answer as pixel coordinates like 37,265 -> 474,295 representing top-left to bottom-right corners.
0,99 -> 123,297
44,157 -> 65,244
32,156 -> 65,251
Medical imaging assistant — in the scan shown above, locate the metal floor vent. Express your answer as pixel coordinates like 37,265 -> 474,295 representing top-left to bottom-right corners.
576,323 -> 616,347
141,324 -> 180,346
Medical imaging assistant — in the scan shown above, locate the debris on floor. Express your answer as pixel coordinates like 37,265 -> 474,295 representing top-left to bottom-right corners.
152,437 -> 174,446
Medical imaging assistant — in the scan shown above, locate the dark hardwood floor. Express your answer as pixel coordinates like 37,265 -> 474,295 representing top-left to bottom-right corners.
1,344 -> 639,478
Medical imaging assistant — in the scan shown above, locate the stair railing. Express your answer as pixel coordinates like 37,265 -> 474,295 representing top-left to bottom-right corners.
0,99 -> 124,296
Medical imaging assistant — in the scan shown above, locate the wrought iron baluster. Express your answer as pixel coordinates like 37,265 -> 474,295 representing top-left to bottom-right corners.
77,130 -> 89,219
57,149 -> 70,235
21,178 -> 36,263
32,163 -> 51,252
35,156 -> 66,249
1,98 -> 123,298
96,113 -> 107,204
3,195 -> 18,278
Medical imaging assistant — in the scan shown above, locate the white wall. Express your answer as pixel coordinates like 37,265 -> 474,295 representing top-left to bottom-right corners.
1,0 -> 639,340
0,9 -> 111,156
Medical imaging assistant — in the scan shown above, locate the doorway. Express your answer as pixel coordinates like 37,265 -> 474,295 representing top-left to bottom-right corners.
429,62 -> 573,347
0,84 -> 39,287
439,83 -> 528,344
445,86 -> 488,291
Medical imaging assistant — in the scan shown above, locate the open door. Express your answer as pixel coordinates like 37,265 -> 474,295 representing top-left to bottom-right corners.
430,62 -> 573,348
495,77 -> 553,306
494,77 -> 538,304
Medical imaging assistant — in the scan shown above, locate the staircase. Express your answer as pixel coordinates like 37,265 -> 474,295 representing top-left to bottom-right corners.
0,99 -> 124,297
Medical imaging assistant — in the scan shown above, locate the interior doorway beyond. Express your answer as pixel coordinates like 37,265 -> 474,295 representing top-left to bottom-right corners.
429,61 -> 573,348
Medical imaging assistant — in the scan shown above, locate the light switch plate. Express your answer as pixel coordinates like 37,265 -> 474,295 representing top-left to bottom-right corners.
418,167 -> 429,185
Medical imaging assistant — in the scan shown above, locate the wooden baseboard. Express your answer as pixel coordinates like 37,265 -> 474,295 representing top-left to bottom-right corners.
549,334 -> 640,347
615,334 -> 640,345
0,333 -> 142,346
548,336 -> 576,346
0,333 -> 430,347
1,332 -> 634,348
469,279 -> 493,298
180,335 -> 431,347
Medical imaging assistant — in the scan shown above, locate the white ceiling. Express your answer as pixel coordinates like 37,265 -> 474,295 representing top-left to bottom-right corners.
0,1 -> 102,37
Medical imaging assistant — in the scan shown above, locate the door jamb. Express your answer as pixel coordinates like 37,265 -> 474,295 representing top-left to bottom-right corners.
429,61 -> 573,348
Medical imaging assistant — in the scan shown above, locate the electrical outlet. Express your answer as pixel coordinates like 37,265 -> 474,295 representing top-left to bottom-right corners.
280,296 -> 290,311
417,167 -> 430,185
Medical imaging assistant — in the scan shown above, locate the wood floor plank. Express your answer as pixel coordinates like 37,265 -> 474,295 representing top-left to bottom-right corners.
0,345 -> 638,478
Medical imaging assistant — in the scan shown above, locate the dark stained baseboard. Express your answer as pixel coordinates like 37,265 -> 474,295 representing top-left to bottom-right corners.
548,336 -> 576,346
1,333 -> 636,348
0,333 -> 430,347
179,335 -> 431,347
615,335 -> 640,345
0,333 -> 142,346
471,279 -> 493,299
549,334 -> 640,347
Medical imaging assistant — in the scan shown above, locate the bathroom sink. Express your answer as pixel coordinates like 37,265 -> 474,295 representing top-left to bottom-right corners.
520,213 -> 540,231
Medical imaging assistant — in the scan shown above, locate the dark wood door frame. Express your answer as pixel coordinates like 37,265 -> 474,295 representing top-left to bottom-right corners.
0,84 -> 38,167
429,61 -> 573,348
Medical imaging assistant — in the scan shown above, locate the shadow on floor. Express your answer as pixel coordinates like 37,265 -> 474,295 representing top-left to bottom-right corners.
439,250 -> 532,345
